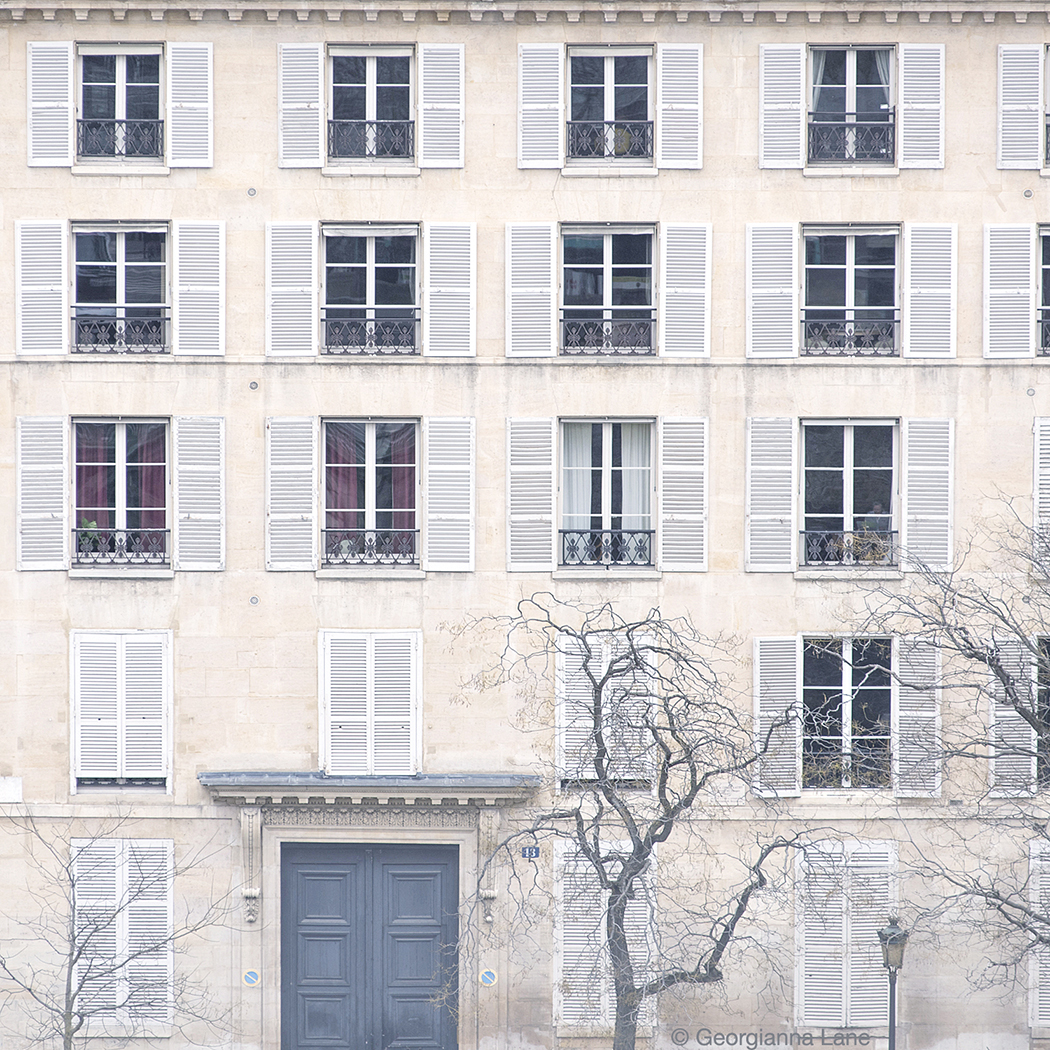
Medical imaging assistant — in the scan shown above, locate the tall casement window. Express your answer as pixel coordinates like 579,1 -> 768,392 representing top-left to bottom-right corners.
808,48 -> 894,165
79,47 -> 162,160
561,421 -> 653,567
330,49 -> 413,160
324,420 -> 418,566
567,49 -> 653,162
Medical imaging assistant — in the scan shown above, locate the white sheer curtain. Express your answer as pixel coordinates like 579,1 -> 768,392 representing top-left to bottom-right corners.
811,49 -> 827,114
873,50 -> 892,115
562,423 -> 594,531
616,423 -> 651,532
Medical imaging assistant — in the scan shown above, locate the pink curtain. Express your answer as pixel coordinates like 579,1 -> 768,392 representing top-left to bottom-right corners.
75,424 -> 115,529
325,422 -> 365,530
125,423 -> 166,530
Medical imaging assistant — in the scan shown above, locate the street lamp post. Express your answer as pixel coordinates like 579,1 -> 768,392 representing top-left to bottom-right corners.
877,917 -> 908,1050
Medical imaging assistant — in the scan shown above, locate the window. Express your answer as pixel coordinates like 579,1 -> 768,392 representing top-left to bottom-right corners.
329,49 -> 413,160
72,631 -> 171,791
79,47 -> 163,160
567,49 -> 653,162
808,48 -> 894,165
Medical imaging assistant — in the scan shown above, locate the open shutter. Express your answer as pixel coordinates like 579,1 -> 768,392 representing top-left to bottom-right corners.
658,418 -> 707,571
423,223 -> 474,356
1036,419 -> 1050,534
17,220 -> 68,356
901,418 -> 953,571
999,44 -> 1044,170
121,634 -> 169,780
759,44 -> 805,168
418,44 -> 464,168
124,840 -> 173,1022
266,222 -> 318,357
747,224 -> 798,358
173,221 -> 224,356
506,223 -> 557,357
266,417 -> 317,571
660,224 -> 710,356
655,44 -> 702,169
17,416 -> 69,571
903,224 -> 955,358
73,634 -> 122,780
898,44 -> 944,169
797,848 -> 846,1026
507,418 -> 556,571
1031,842 -> 1050,1026
519,44 -> 564,168
324,632 -> 370,775
173,416 -> 224,571
167,43 -> 212,167
990,638 -> 1038,796
73,838 -> 121,1014
894,637 -> 940,798
985,224 -> 1036,359
423,417 -> 474,571
754,637 -> 801,796
845,846 -> 893,1026
278,43 -> 324,168
746,417 -> 796,572
27,41 -> 73,166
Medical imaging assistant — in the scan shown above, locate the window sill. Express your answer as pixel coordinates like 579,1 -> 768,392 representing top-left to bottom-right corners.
71,163 -> 170,176
322,165 -> 420,178
69,568 -> 175,579
316,568 -> 425,580
803,165 -> 898,178
552,568 -> 661,580
794,568 -> 902,581
560,165 -> 658,178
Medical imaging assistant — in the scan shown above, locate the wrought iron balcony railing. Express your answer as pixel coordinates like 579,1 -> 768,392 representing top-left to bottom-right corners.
1038,308 -> 1050,356
560,529 -> 654,566
801,311 -> 899,357
328,120 -> 415,160
803,742 -> 892,789
72,310 -> 169,354
76,119 -> 164,159
807,111 -> 895,164
801,529 -> 898,567
322,310 -> 420,355
323,528 -> 419,566
73,527 -> 170,567
566,121 -> 654,160
561,312 -> 655,356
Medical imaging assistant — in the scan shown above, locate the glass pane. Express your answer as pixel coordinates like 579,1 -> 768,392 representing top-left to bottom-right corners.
125,86 -> 160,122
327,237 -> 366,265
76,422 -> 115,463
326,421 -> 366,465
375,237 -> 415,265
76,232 -> 117,263
854,235 -> 895,267
853,426 -> 893,467
854,268 -> 896,310
570,56 -> 604,86
326,267 -> 366,307
611,269 -> 651,307
805,472 -> 844,516
814,50 -> 846,86
76,265 -> 117,304
83,54 -> 116,83
125,232 -> 165,263
82,85 -> 116,120
333,56 -> 366,84
856,50 -> 891,86
806,269 -> 846,309
614,85 -> 647,122
376,86 -> 410,122
611,235 -> 651,266
332,86 -> 366,122
374,267 -> 415,306
852,638 -> 891,689
805,425 -> 844,468
614,55 -> 647,85
805,236 -> 846,266
126,422 -> 166,464
127,55 -> 159,84
377,56 -> 410,85
125,266 -> 164,305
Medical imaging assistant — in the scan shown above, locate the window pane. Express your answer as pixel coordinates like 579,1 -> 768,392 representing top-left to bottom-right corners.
854,235 -> 895,267
327,237 -> 366,265
125,232 -> 165,263
570,56 -> 604,86
856,50 -> 891,87
83,55 -> 116,83
76,233 -> 117,263
813,50 -> 846,86
127,55 -> 159,84
853,426 -> 893,467
377,56 -> 410,85
805,471 -> 844,517
76,266 -> 117,304
805,236 -> 846,266
126,423 -> 166,465
326,267 -> 366,307
375,268 -> 415,306
332,86 -> 366,122
805,426 -> 844,468
76,423 -> 116,463
375,237 -> 415,265
333,56 -> 366,84
125,266 -> 164,305
806,269 -> 846,309
126,85 -> 159,121
854,268 -> 896,310
376,86 -> 410,122
614,85 -> 647,122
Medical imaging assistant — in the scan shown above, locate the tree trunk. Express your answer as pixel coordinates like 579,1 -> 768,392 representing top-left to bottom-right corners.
612,989 -> 640,1050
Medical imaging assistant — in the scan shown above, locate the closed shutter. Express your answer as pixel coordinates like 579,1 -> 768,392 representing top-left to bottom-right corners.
998,44 -> 1044,170
123,840 -> 173,1022
658,418 -> 707,571
506,223 -> 557,357
1036,419 -> 1050,533
903,224 -> 956,358
278,43 -> 324,167
758,43 -> 805,168
989,638 -> 1037,796
1031,842 -> 1050,1025
73,838 -> 121,1015
746,224 -> 798,358
753,637 -> 801,796
423,417 -> 474,571
173,416 -> 224,571
418,44 -> 464,168
17,220 -> 68,356
167,43 -> 212,167
423,223 -> 474,356
266,417 -> 317,571
745,417 -> 797,572
519,43 -> 564,168
655,44 -> 702,169
557,636 -> 598,783
27,41 -> 73,166
660,224 -> 710,357
894,638 -> 940,798
844,847 -> 893,1026
898,44 -> 944,169
797,849 -> 846,1025
985,224 -> 1036,359
120,635 -> 169,780
324,633 -> 369,774
266,222 -> 318,356
172,221 -> 224,356
506,418 -> 556,571
901,418 -> 953,571
73,634 -> 122,780
17,416 -> 69,571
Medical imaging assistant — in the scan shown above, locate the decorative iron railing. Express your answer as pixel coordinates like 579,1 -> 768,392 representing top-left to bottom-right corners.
328,120 -> 415,159
560,529 -> 654,566
76,119 -> 164,159
73,527 -> 170,567
801,312 -> 899,357
800,529 -> 898,567
72,310 -> 169,354
323,529 -> 419,566
322,310 -> 420,355
1038,308 -> 1050,356
561,313 -> 655,355
566,121 -> 654,160
807,111 -> 895,164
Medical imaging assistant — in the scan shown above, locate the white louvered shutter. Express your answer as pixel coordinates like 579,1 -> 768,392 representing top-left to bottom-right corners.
746,417 -> 796,571
17,220 -> 68,356
124,840 -> 173,1022
1031,842 -> 1050,1026
17,416 -> 69,571
990,638 -> 1038,796
266,222 -> 318,356
747,224 -> 798,358
759,44 -> 805,168
324,632 -> 370,775
73,838 -> 121,1014
506,418 -> 556,571
557,848 -> 608,1025
121,635 -> 168,780
898,44 -> 944,169
423,223 -> 474,356
798,849 -> 846,1026
418,44 -> 464,168
894,638 -> 940,798
1036,419 -> 1050,534
173,416 -> 224,571
656,44 -> 702,169
506,223 -> 557,357
371,634 -> 417,775
266,417 -> 317,571
985,224 -> 1036,358
173,221 -> 224,356
519,44 -> 564,168
660,224 -> 710,356
557,636 -> 597,782
73,634 -> 121,780
167,43 -> 212,167
423,417 -> 474,571
278,43 -> 324,168
658,418 -> 707,571
754,637 -> 801,796
903,224 -> 956,358
999,45 -> 1044,170
901,418 -> 953,571
27,41 -> 73,166
845,847 -> 893,1026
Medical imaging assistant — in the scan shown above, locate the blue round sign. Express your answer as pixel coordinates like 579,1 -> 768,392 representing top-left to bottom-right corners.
243,970 -> 260,987
479,969 -> 497,986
